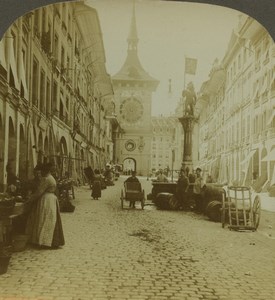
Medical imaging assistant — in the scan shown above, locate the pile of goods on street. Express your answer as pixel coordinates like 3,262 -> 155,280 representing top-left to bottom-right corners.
0,194 -> 16,218
203,184 -> 225,222
151,183 -> 226,223
0,193 -> 28,217
57,179 -> 75,213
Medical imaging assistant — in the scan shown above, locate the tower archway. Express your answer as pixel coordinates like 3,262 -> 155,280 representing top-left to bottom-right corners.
123,157 -> 136,174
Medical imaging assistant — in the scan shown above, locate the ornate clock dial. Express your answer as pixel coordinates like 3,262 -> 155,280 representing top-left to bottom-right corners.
120,98 -> 143,123
125,140 -> 136,151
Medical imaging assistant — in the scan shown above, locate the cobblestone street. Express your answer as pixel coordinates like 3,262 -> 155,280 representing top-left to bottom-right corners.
1,176 -> 275,300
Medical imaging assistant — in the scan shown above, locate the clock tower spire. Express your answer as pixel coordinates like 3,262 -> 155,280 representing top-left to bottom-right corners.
127,1 -> 138,52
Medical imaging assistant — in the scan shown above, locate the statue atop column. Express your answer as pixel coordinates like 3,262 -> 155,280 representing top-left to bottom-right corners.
182,82 -> 196,116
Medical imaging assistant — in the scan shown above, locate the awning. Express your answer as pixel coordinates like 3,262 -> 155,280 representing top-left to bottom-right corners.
89,148 -> 96,155
260,74 -> 268,94
81,141 -> 87,149
240,149 -> 257,166
267,109 -> 275,126
18,51 -> 29,100
95,80 -> 114,98
262,148 -> 275,162
0,40 -> 7,70
74,133 -> 82,143
8,37 -> 20,90
252,81 -> 260,100
60,95 -> 69,114
74,3 -> 106,64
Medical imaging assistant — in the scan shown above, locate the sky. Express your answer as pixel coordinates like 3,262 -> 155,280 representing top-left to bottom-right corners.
87,0 -> 242,116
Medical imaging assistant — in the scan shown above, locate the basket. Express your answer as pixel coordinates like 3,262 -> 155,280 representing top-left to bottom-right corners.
0,254 -> 11,275
12,234 -> 29,252
0,206 -> 15,217
205,201 -> 222,222
12,203 -> 25,215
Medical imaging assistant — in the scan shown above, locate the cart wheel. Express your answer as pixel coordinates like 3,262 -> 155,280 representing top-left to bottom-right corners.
121,189 -> 124,209
221,192 -> 226,228
141,190 -> 145,209
253,195 -> 261,229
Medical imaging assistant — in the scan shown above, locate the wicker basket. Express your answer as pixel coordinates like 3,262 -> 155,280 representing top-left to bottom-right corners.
0,254 -> 11,275
12,234 -> 29,252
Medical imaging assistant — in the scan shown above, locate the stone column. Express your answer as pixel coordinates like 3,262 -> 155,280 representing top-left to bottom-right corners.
178,115 -> 195,170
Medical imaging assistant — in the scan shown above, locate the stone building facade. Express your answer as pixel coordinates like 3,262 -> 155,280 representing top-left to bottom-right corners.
195,16 -> 275,188
0,1 -> 116,190
151,116 -> 183,175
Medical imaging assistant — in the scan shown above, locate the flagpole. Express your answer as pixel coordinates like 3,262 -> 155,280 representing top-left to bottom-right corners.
183,55 -> 186,90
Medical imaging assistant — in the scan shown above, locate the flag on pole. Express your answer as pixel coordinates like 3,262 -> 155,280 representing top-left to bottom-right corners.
185,57 -> 197,75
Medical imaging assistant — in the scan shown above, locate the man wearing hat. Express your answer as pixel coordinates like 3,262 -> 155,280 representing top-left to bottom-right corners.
193,167 -> 206,212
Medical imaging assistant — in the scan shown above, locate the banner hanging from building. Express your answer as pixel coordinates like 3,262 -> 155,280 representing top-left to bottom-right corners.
185,57 -> 197,75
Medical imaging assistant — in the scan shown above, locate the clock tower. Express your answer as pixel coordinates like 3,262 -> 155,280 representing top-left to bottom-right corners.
112,2 -> 159,175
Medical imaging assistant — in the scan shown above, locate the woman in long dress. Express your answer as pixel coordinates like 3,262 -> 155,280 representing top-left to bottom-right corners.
91,169 -> 102,200
26,163 -> 65,249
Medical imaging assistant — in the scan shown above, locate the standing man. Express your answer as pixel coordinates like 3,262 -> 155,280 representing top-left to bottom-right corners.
193,167 -> 206,213
124,171 -> 140,208
176,169 -> 190,210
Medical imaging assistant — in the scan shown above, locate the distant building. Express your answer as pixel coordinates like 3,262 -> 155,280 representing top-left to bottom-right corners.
151,116 -> 182,173
0,1 -> 115,190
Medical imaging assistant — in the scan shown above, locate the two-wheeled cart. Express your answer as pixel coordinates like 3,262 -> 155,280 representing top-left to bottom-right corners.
221,186 -> 261,231
121,182 -> 145,209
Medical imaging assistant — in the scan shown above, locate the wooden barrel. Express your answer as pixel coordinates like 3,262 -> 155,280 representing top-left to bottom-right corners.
155,193 -> 176,210
205,200 -> 222,222
169,194 -> 180,210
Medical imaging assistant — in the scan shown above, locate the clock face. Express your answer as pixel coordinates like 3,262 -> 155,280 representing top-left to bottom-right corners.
120,98 -> 143,123
125,140 -> 136,151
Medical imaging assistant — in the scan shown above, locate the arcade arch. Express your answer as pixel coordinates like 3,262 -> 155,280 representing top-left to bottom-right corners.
18,124 -> 27,180
123,158 -> 136,174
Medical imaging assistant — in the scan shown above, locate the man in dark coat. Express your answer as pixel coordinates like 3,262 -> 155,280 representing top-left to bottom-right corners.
124,171 -> 140,208
176,169 -> 190,210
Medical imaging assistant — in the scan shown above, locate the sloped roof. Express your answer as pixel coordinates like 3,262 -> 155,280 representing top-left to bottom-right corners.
112,2 -> 158,87
112,51 -> 158,83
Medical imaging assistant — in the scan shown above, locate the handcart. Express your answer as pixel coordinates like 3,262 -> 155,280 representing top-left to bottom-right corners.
221,186 -> 261,231
121,182 -> 145,209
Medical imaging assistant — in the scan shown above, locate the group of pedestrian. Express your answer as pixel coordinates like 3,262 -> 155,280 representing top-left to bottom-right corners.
90,164 -> 116,200
176,166 -> 206,212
